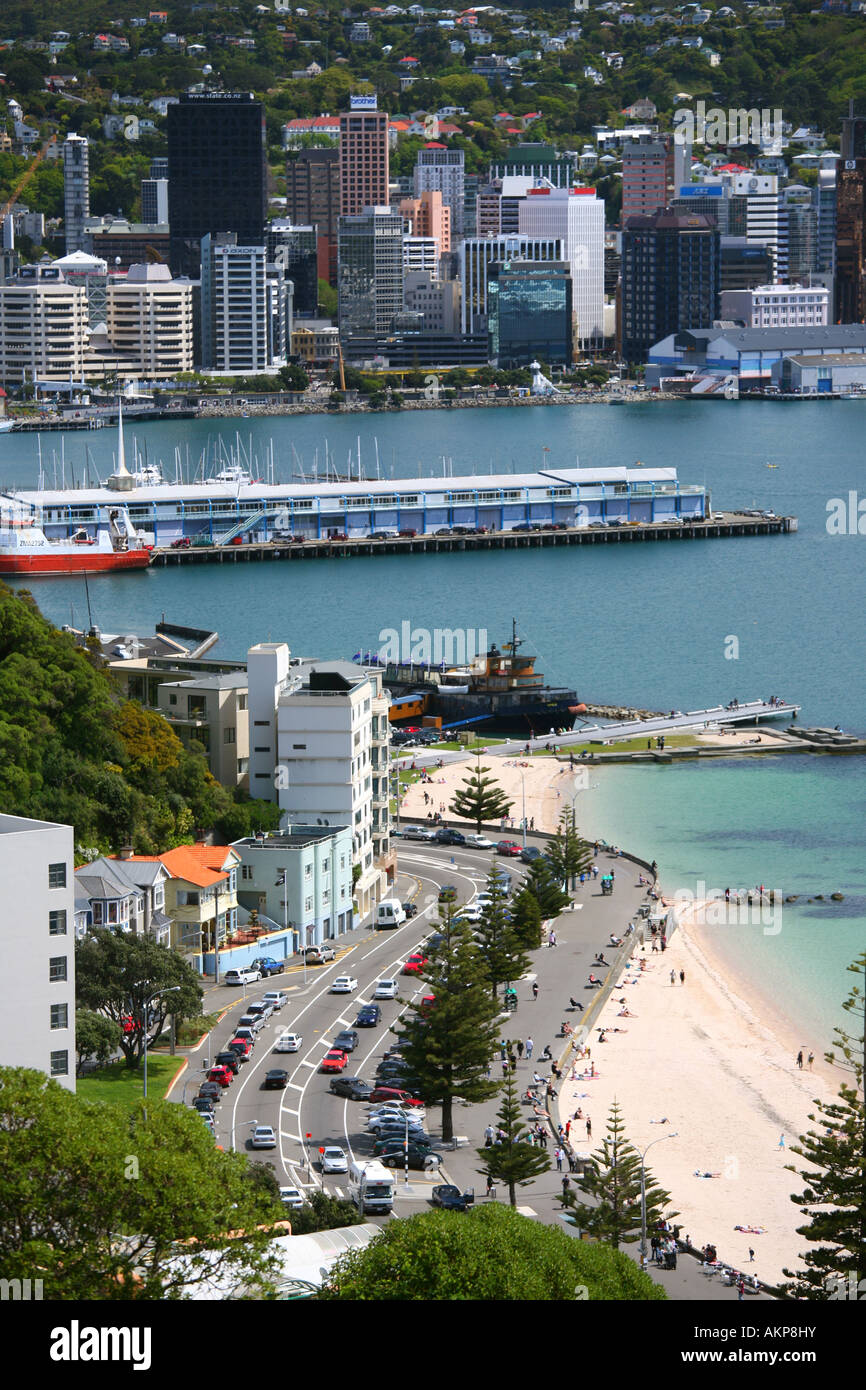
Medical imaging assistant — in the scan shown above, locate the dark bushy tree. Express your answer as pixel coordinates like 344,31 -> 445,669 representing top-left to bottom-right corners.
476,1072 -> 550,1206
449,754 -> 512,832
563,1102 -> 676,1251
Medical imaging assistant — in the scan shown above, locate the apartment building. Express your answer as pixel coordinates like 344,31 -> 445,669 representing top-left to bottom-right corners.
200,233 -> 270,374
107,263 -> 194,377
234,825 -> 355,950
154,670 -> 250,788
0,814 -> 76,1092
339,97 -> 390,217
63,133 -> 90,255
0,266 -> 88,384
719,283 -> 830,328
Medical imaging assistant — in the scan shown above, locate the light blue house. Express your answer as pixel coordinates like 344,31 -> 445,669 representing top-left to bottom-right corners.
232,825 -> 355,955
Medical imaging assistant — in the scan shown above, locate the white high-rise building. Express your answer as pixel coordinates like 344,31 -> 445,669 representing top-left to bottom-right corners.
518,187 -> 605,347
414,147 -> 465,240
200,232 -> 271,373
460,234 -> 563,334
63,133 -> 90,255
0,814 -> 76,1092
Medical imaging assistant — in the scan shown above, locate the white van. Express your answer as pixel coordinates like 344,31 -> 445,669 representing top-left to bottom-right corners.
348,1160 -> 395,1214
376,898 -> 406,929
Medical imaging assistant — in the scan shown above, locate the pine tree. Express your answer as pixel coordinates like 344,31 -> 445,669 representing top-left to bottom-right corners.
476,1072 -> 550,1206
524,855 -> 570,918
781,952 -> 866,1300
563,1102 -> 676,1250
510,886 -> 543,951
393,912 -> 500,1142
449,753 -> 512,832
546,809 -> 592,891
473,864 -> 532,1001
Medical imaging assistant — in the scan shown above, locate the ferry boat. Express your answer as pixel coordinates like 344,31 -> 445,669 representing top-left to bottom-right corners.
384,622 -> 583,735
0,497 -> 152,576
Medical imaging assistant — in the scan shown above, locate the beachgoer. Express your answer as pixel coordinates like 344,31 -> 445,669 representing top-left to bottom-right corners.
778,1133 -> 785,1149
679,969 -> 685,986
532,981 -> 539,1000
796,1049 -> 803,1069
585,1116 -> 592,1139
748,1247 -> 755,1263
807,1051 -> 814,1070
670,969 -> 676,986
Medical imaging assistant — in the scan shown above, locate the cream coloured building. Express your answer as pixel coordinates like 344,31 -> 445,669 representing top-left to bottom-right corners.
106,263 -> 194,376
0,267 -> 88,383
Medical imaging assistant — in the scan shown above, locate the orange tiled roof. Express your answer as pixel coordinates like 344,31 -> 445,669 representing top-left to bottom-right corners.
128,845 -> 237,887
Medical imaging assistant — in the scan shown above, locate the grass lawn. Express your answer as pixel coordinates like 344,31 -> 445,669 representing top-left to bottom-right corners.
535,733 -> 700,756
77,1054 -> 185,1107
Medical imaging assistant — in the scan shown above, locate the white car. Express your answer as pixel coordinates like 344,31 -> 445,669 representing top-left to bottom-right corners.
250,1125 -> 277,1149
321,1145 -> 349,1173
455,904 -> 484,923
367,1113 -> 426,1134
463,834 -> 495,849
279,1186 -> 306,1209
374,979 -> 398,999
368,1103 -> 426,1123
238,1013 -> 267,1033
262,991 -> 288,1010
224,967 -> 262,986
330,976 -> 358,994
274,1031 -> 303,1052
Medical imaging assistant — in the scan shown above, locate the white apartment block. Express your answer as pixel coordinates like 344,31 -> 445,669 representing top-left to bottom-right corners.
246,647 -> 390,919
107,263 -> 194,376
0,268 -> 88,384
720,284 -> 830,328
200,233 -> 270,374
403,235 -> 439,275
0,814 -> 76,1091
518,186 -> 605,347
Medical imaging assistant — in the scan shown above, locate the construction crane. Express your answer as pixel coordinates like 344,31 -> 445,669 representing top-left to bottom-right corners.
0,134 -> 57,236
337,341 -> 346,392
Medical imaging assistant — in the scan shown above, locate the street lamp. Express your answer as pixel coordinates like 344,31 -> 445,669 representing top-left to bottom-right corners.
142,986 -> 181,1103
520,770 -> 527,849
639,1132 -> 678,1270
276,871 -> 305,985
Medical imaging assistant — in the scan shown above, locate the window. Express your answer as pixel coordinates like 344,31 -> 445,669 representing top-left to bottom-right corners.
50,1050 -> 69,1077
305,863 -> 312,879
254,720 -> 270,727
49,909 -> 67,936
51,1003 -> 68,1030
224,726 -> 236,744
169,693 -> 178,706
238,694 -> 248,711
49,862 -> 67,889
241,864 -> 254,880
292,743 -> 307,750
323,889 -> 330,905
254,746 -> 270,753
304,896 -> 313,912
49,956 -> 68,983
322,858 -> 329,873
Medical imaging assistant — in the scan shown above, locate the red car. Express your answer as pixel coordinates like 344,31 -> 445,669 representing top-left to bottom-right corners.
207,1065 -> 233,1087
228,1037 -> 252,1060
320,1049 -> 349,1073
369,1086 -> 425,1106
496,840 -> 522,857
171,536 -> 191,549
401,954 -> 428,976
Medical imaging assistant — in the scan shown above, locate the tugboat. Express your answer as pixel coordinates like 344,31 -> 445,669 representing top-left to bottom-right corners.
384,621 -> 582,735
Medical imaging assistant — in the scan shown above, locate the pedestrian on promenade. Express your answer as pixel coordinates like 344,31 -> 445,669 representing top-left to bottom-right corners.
737,1276 -> 745,1302
532,981 -> 539,1000
510,1055 -> 517,1073
484,1124 -> 495,1147
592,863 -> 599,879
500,1039 -> 507,1060
796,1049 -> 803,1069
585,1116 -> 592,1139
565,1119 -> 571,1140
530,817 -> 535,831
486,1176 -> 496,1199
549,930 -> 557,948
486,1060 -> 492,1080
561,1175 -> 571,1203
679,969 -> 685,986
516,1039 -> 524,1059
502,1060 -> 509,1078
670,969 -> 676,986
525,1036 -> 534,1058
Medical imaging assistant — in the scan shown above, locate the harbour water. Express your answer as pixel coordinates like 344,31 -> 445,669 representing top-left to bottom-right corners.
2,401 -> 863,1044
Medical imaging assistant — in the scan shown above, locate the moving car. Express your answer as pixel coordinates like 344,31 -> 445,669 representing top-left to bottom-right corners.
224,967 -> 262,986
402,901 -> 418,919
355,1004 -> 381,1027
374,979 -> 398,999
437,885 -> 457,903
214,1051 -> 240,1075
321,1146 -> 349,1174
329,1076 -> 374,1100
401,953 -> 427,975
274,1031 -> 303,1053
250,1125 -> 277,1149
496,841 -> 522,857
238,1014 -> 266,1034
279,1187 -> 306,1209
233,1026 -> 256,1046
303,944 -> 336,964
198,1082 -> 223,1104
263,1069 -> 289,1089
321,1049 -> 349,1073
262,990 -> 288,1010
431,1184 -> 474,1211
227,1037 -> 252,1060
246,1002 -> 273,1022
520,846 -> 542,864
330,976 -> 358,993
192,1096 -> 216,1116
333,1029 -> 359,1053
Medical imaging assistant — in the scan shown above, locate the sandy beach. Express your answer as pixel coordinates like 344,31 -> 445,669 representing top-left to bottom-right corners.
400,749 -> 838,1286
557,902 -> 837,1287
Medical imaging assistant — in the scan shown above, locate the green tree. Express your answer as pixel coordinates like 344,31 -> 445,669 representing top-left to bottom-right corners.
0,1067 -> 282,1300
523,855 -> 570,918
546,809 -> 592,890
75,1009 -> 122,1074
563,1102 -> 677,1251
320,1202 -> 666,1300
75,930 -> 203,1069
782,952 -> 866,1299
510,885 -> 543,951
287,1189 -> 364,1235
393,914 -> 500,1142
278,362 -> 310,392
476,1072 -> 550,1206
449,753 -> 512,832
473,864 -> 531,1001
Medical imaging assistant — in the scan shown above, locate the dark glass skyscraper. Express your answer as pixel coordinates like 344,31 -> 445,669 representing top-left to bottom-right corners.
621,209 -> 720,364
488,260 -> 573,368
167,93 -> 267,278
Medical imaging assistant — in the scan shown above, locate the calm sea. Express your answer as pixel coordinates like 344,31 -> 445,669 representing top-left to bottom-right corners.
2,401 -> 863,1043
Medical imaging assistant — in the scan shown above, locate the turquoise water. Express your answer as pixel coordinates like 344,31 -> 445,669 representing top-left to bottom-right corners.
2,401 -> 863,1040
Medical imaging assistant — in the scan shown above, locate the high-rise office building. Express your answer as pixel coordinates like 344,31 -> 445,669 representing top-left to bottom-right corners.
517,186 -> 605,347
488,260 -> 574,368
200,233 -> 270,373
337,206 -> 404,339
399,190 -> 451,255
815,167 -> 837,281
286,147 -> 340,234
414,146 -> 465,240
141,177 -> 169,225
460,234 -> 563,334
621,209 -> 720,363
63,133 -> 90,255
339,97 -> 389,218
167,93 -> 267,278
267,221 -> 319,315
720,238 -> 774,292
621,136 -> 687,223
836,108 -> 866,321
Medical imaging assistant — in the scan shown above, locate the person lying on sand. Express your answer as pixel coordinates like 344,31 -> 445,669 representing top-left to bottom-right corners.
694,1170 -> 722,1178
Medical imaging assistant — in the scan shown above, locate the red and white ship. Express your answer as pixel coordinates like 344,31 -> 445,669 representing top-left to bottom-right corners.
0,499 -> 152,575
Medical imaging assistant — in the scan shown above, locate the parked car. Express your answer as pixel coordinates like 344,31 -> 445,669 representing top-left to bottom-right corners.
321,1049 -> 349,1073
263,1069 -> 289,1090
206,1065 -> 233,1087
496,840 -> 522,857
213,1051 -> 240,1075
250,1125 -> 277,1149
262,990 -> 288,1010
303,944 -> 336,964
398,528 -> 418,538
333,1029 -> 359,1053
355,1004 -> 381,1027
379,1147 -> 441,1171
252,957 -> 285,977
434,828 -> 466,846
329,1076 -> 374,1100
330,976 -> 358,993
279,1186 -> 306,1209
224,967 -> 262,986
463,833 -> 495,848
274,1031 -> 303,1053
171,536 -> 191,549
368,1086 -> 424,1105
374,979 -> 399,999
401,824 -> 437,841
